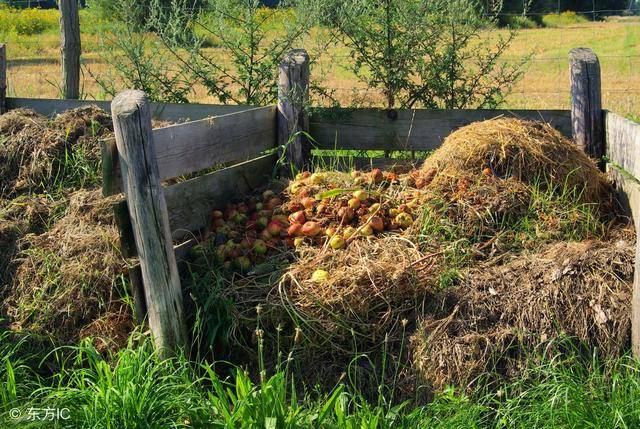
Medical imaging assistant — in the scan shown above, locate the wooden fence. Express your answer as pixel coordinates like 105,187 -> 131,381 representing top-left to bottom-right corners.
1,48 -> 639,359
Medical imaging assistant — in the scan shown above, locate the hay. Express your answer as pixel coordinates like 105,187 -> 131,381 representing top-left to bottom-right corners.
0,195 -> 58,286
421,118 -> 609,204
411,228 -> 635,392
279,235 -> 434,352
0,106 -> 112,197
4,189 -> 130,344
0,108 -> 45,135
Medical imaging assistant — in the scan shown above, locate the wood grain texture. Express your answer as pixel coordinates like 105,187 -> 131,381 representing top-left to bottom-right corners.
0,44 -> 6,114
102,106 -> 276,196
150,105 -> 275,182
128,238 -> 197,324
111,90 -> 187,356
309,109 -> 572,151
569,48 -> 603,159
607,165 -> 640,357
164,154 -> 277,241
6,97 -> 253,121
58,0 -> 81,99
605,111 -> 640,181
278,49 -> 310,174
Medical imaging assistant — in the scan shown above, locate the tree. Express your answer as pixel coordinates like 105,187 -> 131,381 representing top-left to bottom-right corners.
332,0 -> 528,109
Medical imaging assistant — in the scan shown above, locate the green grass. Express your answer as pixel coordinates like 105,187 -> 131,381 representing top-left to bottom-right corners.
1,327 -> 639,428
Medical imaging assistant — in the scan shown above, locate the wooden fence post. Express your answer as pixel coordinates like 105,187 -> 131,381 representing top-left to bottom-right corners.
569,48 -> 603,161
278,49 -> 310,175
59,0 -> 81,99
111,90 -> 187,357
0,44 -> 6,114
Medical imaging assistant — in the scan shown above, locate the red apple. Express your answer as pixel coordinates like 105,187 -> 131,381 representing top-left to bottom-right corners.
288,210 -> 306,224
288,222 -> 303,237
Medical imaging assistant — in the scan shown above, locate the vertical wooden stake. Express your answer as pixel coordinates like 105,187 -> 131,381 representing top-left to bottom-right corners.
0,44 -> 6,114
111,90 -> 187,357
569,48 -> 603,161
59,0 -> 81,99
278,49 -> 310,175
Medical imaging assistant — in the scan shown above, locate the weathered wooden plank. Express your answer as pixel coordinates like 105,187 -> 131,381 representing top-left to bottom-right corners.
605,111 -> 640,181
309,109 -> 572,151
278,49 -> 310,174
112,200 -> 137,258
569,48 -> 603,159
58,0 -> 81,100
102,106 -> 277,196
111,90 -> 187,356
607,164 -> 640,357
151,105 -> 276,183
165,154 -> 277,240
128,238 -> 197,324
6,97 -> 253,121
101,138 -> 119,197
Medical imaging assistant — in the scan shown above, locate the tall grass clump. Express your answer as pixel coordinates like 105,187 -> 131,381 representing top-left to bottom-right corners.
2,324 -> 640,427
542,11 -> 589,28
495,353 -> 640,428
0,329 -> 43,416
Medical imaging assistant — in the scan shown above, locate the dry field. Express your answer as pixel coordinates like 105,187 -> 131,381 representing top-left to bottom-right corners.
4,17 -> 640,117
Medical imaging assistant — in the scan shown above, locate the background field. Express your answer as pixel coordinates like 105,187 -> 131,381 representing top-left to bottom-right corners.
2,9 -> 640,118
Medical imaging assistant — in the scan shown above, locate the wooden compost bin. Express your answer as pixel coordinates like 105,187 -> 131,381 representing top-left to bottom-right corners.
2,48 -> 637,358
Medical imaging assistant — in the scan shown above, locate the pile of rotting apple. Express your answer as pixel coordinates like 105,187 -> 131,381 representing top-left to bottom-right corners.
185,118 -> 636,395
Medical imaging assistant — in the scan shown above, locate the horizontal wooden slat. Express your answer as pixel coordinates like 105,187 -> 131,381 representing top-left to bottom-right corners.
608,164 -> 640,224
103,106 -> 277,196
165,154 -> 277,240
6,97 -> 252,121
605,111 -> 640,181
309,109 -> 572,151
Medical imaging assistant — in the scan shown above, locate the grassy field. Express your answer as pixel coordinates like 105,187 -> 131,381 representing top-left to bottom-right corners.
1,8 -> 640,117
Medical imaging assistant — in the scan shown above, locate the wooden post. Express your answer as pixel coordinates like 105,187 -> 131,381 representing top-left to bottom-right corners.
569,48 -> 603,161
278,49 -> 310,175
0,44 -> 6,114
111,90 -> 187,357
58,0 -> 81,99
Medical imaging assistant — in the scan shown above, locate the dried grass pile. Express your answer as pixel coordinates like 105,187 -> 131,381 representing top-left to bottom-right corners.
278,236 -> 435,352
0,106 -> 112,196
420,118 -> 609,204
411,228 -> 635,392
4,189 -> 132,346
0,195 -> 58,286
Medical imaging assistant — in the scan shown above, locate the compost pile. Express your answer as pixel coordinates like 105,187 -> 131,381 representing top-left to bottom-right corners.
191,117 -> 634,390
0,106 -> 112,196
0,107 -> 133,350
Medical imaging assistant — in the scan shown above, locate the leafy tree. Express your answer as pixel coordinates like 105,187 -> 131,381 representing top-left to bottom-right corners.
92,0 -> 325,105
332,0 -> 528,109
89,0 -> 193,102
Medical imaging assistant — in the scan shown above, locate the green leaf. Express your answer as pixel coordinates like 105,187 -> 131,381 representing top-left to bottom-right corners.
315,188 -> 354,200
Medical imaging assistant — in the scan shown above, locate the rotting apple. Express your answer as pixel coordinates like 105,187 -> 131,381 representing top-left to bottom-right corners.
301,221 -> 322,237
